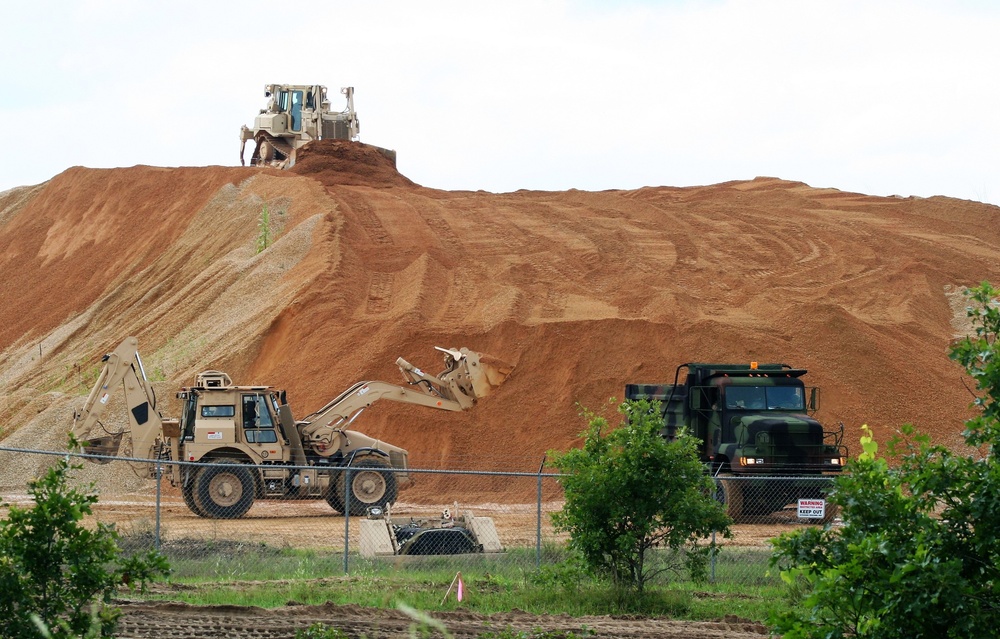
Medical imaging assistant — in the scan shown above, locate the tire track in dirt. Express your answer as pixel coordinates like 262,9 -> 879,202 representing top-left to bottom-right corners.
117,600 -> 770,639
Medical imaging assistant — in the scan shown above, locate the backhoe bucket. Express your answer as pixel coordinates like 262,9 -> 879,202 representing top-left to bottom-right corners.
465,351 -> 513,399
80,433 -> 123,463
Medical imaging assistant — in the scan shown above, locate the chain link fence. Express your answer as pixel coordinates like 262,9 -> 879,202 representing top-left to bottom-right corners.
0,446 -> 838,588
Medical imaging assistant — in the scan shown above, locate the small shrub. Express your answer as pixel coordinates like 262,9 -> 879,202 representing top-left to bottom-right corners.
0,445 -> 170,638
256,203 -> 272,253
549,400 -> 731,593
295,622 -> 350,639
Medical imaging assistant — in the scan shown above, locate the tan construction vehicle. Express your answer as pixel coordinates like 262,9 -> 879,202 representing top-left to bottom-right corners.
72,337 -> 510,519
239,84 -> 396,169
360,505 -> 504,557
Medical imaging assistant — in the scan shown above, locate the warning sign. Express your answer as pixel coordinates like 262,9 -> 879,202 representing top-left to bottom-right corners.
798,498 -> 826,519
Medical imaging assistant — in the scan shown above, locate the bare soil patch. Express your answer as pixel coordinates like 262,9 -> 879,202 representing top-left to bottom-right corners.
116,599 -> 771,638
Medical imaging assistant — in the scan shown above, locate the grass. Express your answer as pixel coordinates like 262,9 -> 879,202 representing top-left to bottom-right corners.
135,540 -> 792,625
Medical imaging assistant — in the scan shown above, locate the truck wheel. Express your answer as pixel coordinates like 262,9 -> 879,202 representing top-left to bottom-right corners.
196,460 -> 255,519
720,479 -> 747,523
182,477 -> 211,518
820,503 -> 840,524
340,457 -> 398,517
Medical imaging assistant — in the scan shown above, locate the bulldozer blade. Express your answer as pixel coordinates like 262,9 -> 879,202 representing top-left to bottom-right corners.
466,351 -> 513,399
81,433 -> 124,463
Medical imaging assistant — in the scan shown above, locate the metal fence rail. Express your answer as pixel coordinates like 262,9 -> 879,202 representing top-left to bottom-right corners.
0,446 -> 838,587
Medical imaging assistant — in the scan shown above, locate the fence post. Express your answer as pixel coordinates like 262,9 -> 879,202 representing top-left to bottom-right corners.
536,455 -> 546,569
155,459 -> 162,551
343,467 -> 351,575
710,529 -> 717,583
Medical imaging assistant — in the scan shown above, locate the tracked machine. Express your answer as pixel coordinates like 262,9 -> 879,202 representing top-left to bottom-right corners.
239,84 -> 396,169
72,337 -> 510,519
360,505 -> 504,557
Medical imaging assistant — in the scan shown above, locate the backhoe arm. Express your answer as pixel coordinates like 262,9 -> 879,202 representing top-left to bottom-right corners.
71,336 -> 165,461
297,347 -> 511,455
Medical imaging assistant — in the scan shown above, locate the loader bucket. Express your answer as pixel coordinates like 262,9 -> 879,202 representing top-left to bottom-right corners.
80,433 -> 123,463
465,350 -> 513,399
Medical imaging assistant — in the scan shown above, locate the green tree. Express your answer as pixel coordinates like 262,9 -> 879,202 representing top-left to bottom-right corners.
549,400 -> 731,594
771,281 -> 1000,638
0,449 -> 170,638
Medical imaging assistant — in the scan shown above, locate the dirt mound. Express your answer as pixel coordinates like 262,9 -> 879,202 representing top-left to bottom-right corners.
288,140 -> 415,188
0,162 -> 999,500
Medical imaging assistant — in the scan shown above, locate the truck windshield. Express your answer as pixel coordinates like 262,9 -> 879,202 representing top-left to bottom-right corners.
726,386 -> 805,411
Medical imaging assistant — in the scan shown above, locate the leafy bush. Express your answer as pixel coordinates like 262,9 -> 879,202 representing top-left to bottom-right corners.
771,282 -> 1000,638
295,622 -> 350,639
549,400 -> 731,594
0,449 -> 170,638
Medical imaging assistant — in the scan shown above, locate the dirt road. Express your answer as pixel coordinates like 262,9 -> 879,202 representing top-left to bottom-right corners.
117,599 -> 771,638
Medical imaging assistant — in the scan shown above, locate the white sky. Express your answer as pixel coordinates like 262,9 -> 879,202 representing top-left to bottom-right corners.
2,0 -> 998,201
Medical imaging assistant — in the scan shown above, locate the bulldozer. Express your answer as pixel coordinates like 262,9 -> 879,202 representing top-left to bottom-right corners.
239,84 -> 397,169
71,337 -> 511,519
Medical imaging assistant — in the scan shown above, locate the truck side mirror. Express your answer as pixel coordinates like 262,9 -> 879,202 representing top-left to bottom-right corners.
809,387 -> 819,411
689,389 -> 702,410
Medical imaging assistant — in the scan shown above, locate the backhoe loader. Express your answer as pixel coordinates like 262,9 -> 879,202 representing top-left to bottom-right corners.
71,337 -> 511,519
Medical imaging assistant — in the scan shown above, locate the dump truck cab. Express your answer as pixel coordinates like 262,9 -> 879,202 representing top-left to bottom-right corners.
627,363 -> 847,476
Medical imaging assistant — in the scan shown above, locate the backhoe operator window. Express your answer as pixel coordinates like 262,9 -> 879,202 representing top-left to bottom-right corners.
242,394 -> 277,444
201,405 -> 234,418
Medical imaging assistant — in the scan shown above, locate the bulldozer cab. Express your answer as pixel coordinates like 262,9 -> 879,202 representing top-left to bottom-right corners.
268,87 -> 304,133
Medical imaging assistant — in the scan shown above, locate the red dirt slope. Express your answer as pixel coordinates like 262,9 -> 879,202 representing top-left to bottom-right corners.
0,141 -> 998,499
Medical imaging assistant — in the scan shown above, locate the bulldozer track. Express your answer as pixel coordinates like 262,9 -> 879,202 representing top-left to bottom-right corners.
253,134 -> 295,167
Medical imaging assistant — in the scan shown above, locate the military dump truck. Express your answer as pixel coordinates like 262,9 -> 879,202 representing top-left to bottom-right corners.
626,362 -> 847,522
239,84 -> 397,169
72,337 -> 510,519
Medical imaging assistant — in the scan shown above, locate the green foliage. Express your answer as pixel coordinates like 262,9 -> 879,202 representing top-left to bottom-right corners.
771,281 -> 1000,638
0,447 -> 170,638
949,280 -> 1000,448
256,202 -> 272,253
295,622 -> 350,639
548,400 -> 731,593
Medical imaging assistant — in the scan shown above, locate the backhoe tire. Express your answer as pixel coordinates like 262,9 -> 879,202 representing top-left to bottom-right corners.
325,483 -> 345,515
195,460 -> 255,519
720,479 -> 747,523
182,477 -> 211,518
339,457 -> 398,517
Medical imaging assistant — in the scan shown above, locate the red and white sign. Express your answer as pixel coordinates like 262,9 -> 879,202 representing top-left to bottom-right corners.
798,499 -> 826,519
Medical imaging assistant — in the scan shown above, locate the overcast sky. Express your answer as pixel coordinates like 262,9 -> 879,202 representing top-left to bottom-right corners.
2,0 -> 997,202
